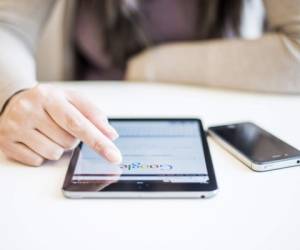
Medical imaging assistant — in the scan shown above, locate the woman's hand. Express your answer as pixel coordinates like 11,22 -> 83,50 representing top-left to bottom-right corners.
0,84 -> 122,166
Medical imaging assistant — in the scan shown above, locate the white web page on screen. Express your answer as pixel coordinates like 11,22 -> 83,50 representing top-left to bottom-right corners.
73,121 -> 209,183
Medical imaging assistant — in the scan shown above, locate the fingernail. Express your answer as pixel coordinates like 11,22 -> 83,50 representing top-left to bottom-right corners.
104,147 -> 122,164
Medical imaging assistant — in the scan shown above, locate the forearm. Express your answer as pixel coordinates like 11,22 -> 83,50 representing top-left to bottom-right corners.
127,0 -> 300,94
0,0 -> 56,112
0,28 -> 37,112
127,33 -> 300,93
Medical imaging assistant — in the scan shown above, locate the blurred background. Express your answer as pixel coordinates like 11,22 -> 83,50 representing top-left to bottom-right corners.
36,0 -> 265,82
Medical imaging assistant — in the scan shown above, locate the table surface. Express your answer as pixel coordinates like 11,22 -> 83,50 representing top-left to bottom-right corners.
1,81 -> 300,250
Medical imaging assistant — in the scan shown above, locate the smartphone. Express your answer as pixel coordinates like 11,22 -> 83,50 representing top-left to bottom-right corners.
208,122 -> 300,172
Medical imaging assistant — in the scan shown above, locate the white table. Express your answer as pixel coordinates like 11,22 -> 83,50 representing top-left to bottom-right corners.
1,82 -> 300,250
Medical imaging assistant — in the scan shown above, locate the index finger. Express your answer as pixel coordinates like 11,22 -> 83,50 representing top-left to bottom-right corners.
45,98 -> 122,164
66,90 -> 119,140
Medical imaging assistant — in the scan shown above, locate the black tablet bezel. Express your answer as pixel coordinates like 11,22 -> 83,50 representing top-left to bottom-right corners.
63,118 -> 218,193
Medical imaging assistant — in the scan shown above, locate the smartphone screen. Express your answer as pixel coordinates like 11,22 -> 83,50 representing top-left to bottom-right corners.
72,120 -> 210,184
210,122 -> 300,163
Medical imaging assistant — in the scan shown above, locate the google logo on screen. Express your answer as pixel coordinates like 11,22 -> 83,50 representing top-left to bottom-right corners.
121,162 -> 173,171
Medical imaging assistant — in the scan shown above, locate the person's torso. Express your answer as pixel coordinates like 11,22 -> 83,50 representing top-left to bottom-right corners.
74,0 -> 217,80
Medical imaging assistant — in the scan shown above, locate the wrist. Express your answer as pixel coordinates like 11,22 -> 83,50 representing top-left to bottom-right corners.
0,89 -> 28,116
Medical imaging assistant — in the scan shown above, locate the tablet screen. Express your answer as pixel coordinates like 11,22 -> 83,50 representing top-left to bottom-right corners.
72,120 -> 209,184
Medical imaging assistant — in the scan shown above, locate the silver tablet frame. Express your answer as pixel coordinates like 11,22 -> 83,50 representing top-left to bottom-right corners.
63,190 -> 218,199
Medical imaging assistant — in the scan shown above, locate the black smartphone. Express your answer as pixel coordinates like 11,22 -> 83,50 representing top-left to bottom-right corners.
208,122 -> 300,171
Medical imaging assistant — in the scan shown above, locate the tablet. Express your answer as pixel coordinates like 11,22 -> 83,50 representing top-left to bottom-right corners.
62,118 -> 218,198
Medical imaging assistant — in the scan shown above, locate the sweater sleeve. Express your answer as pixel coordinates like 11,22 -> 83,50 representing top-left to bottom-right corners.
127,0 -> 300,94
0,0 -> 56,112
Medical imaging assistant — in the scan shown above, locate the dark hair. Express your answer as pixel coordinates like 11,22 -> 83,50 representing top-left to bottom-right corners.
92,0 -> 243,69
